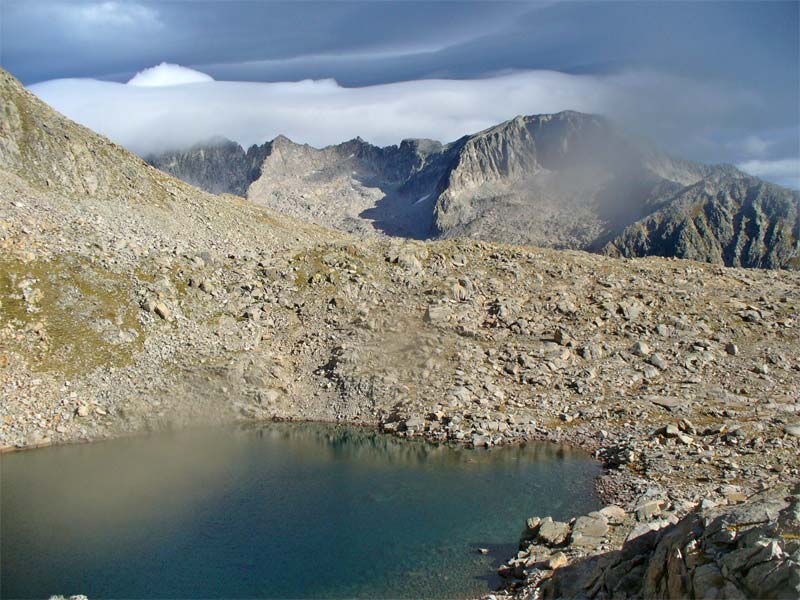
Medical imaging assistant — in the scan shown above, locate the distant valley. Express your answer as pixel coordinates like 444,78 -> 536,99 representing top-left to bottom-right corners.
148,112 -> 800,269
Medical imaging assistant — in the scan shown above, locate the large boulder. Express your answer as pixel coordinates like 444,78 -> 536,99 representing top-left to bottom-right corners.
540,485 -> 800,599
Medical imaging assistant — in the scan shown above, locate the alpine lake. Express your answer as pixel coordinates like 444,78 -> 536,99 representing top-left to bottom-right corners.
1,423 -> 600,598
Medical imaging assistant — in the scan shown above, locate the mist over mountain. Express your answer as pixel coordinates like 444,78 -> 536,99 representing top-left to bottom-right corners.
148,112 -> 800,269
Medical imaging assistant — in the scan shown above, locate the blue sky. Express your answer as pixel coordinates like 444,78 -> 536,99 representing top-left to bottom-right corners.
2,1 -> 798,187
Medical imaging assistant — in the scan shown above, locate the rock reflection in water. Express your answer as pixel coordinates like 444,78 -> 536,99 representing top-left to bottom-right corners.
240,421 -> 583,466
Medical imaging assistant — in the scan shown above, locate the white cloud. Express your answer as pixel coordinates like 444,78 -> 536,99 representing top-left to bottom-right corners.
737,158 -> 800,189
29,67 -> 618,155
738,135 -> 772,157
26,64 -> 797,191
79,1 -> 159,27
127,63 -> 215,87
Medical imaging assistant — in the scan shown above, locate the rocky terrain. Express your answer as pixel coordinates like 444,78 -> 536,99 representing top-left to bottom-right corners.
495,484 -> 799,599
150,132 -> 450,239
603,173 -> 800,270
149,113 -> 800,269
2,67 -> 799,598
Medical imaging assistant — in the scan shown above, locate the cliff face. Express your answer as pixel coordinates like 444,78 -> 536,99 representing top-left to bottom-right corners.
603,175 -> 800,269
537,486 -> 800,600
428,113 -> 751,252
146,138 -> 252,196
431,113 -> 629,247
146,111 -> 800,269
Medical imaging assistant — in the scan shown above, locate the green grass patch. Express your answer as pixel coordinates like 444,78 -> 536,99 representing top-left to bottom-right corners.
0,255 -> 144,376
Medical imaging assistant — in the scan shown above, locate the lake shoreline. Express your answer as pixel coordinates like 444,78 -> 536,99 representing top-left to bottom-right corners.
2,413 -> 628,504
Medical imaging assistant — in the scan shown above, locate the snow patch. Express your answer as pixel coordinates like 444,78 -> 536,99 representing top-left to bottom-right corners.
414,193 -> 432,205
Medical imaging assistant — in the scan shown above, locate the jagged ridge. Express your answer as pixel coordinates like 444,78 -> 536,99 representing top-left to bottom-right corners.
146,106 -> 800,269
604,174 -> 800,269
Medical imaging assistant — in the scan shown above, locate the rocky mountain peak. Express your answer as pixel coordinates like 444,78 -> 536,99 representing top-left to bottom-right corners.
197,134 -> 239,148
270,134 -> 297,148
398,138 -> 444,156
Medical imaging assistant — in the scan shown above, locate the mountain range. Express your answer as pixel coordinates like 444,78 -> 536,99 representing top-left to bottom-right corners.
149,112 -> 800,269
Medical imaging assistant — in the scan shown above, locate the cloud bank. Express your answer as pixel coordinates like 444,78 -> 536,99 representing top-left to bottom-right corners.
28,68 -> 615,154
28,64 -> 799,189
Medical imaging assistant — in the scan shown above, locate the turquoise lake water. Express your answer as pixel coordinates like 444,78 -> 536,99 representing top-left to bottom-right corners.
1,423 -> 600,598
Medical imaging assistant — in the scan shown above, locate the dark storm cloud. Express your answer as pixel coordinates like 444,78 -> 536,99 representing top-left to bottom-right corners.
5,1 -> 796,93
1,1 -> 532,84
